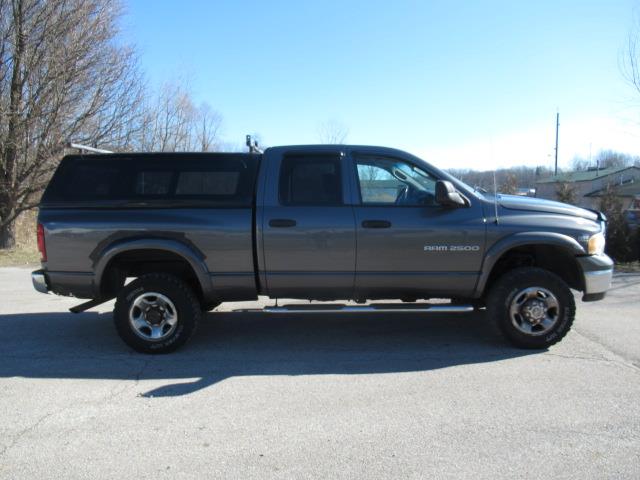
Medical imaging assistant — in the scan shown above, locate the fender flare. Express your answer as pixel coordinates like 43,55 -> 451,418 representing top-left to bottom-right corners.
474,232 -> 585,296
93,238 -> 214,300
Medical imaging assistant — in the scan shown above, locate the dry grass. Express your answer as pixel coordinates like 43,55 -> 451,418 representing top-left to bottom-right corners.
615,261 -> 640,273
0,245 -> 40,267
0,210 -> 40,267
15,209 -> 38,247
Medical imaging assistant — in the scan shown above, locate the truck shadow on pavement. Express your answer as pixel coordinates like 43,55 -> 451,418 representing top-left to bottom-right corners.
0,310 -> 537,397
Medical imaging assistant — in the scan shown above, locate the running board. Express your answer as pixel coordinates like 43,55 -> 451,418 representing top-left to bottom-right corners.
69,296 -> 114,314
261,304 -> 474,314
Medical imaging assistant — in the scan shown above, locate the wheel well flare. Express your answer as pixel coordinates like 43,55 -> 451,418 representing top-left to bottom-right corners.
100,249 -> 204,300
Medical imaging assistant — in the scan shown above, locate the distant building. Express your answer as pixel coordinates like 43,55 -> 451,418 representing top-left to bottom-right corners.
536,166 -> 640,210
585,183 -> 640,228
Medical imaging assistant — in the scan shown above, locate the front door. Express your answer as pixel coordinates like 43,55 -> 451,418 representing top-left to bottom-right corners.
262,152 -> 356,299
351,152 -> 486,300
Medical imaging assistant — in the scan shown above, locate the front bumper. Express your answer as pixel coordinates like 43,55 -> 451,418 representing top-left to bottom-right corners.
31,269 -> 49,294
577,254 -> 613,302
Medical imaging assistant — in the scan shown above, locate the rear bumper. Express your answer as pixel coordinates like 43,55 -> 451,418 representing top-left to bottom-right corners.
31,269 -> 49,294
577,254 -> 613,301
31,269 -> 94,298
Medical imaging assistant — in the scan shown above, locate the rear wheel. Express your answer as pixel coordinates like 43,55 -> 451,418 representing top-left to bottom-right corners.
114,273 -> 201,353
487,267 -> 575,349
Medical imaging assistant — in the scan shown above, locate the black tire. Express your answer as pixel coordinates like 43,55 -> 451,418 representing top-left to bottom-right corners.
487,267 -> 575,349
113,273 -> 201,354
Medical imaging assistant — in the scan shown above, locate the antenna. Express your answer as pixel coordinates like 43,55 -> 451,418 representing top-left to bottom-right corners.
489,137 -> 499,224
493,170 -> 499,224
554,111 -> 559,176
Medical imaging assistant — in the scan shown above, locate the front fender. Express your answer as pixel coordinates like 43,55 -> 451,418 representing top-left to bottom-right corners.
93,238 -> 214,300
474,232 -> 585,297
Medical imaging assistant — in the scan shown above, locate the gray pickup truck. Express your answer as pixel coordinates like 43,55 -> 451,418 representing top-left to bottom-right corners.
32,145 -> 613,353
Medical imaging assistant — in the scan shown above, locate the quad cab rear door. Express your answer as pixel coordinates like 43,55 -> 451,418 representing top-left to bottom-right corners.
258,147 -> 357,300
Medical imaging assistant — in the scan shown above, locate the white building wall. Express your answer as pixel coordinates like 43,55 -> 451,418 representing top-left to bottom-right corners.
536,168 -> 640,209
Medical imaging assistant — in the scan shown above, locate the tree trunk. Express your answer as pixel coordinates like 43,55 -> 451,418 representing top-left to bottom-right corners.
0,0 -> 24,252
0,220 -> 16,249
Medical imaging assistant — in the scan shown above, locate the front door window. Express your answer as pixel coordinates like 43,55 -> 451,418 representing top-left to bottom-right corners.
356,156 -> 437,206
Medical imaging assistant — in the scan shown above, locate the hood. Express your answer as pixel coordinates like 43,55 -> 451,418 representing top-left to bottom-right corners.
498,195 -> 599,221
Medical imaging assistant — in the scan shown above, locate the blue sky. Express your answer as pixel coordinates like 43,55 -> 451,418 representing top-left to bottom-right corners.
125,0 -> 640,169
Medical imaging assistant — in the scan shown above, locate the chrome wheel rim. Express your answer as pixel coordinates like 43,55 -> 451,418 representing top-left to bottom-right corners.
509,287 -> 560,336
128,292 -> 178,342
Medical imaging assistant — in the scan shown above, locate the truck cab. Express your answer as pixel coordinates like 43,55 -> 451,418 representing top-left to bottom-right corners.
257,146 -> 486,301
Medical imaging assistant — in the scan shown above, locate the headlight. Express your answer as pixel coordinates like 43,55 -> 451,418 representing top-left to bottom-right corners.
587,232 -> 605,255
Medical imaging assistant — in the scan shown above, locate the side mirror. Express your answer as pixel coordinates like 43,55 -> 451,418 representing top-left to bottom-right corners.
435,180 -> 467,207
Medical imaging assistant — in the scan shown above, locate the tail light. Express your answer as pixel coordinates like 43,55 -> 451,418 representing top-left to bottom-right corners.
37,223 -> 47,262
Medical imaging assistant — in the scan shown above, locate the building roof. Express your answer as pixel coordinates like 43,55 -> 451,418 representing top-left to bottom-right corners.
536,166 -> 640,184
585,180 -> 640,197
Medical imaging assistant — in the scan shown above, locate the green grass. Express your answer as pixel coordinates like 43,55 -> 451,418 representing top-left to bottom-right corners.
0,245 -> 40,267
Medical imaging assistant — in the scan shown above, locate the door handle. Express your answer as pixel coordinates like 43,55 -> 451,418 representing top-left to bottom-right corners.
362,220 -> 391,229
269,218 -> 297,228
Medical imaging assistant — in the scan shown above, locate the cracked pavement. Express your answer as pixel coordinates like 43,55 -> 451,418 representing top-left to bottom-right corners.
0,267 -> 639,479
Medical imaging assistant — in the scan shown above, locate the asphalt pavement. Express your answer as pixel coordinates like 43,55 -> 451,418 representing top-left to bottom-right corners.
0,267 -> 639,479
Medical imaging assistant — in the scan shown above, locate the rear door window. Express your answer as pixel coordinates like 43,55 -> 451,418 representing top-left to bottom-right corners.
279,154 -> 343,206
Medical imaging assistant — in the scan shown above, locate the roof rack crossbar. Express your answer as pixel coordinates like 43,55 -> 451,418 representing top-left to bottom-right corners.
67,143 -> 113,154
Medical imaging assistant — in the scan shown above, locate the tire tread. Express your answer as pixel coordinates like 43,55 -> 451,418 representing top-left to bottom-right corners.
113,273 -> 201,353
487,267 -> 576,349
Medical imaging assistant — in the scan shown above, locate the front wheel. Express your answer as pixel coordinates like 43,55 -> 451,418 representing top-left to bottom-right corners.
114,273 -> 201,353
487,267 -> 575,349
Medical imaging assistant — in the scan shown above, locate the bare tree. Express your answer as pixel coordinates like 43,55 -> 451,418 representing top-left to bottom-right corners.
195,102 -> 222,152
142,82 -> 196,152
499,173 -> 518,195
318,119 -> 349,144
571,157 -> 592,172
0,0 -> 144,248
449,166 -> 553,192
623,12 -> 640,97
135,84 -> 222,153
572,150 -> 638,171
595,150 -> 636,169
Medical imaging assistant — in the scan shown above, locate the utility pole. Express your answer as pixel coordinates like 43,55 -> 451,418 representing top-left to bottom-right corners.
554,112 -> 559,176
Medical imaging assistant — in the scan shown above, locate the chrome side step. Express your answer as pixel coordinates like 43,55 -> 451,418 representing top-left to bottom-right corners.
261,304 -> 474,314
